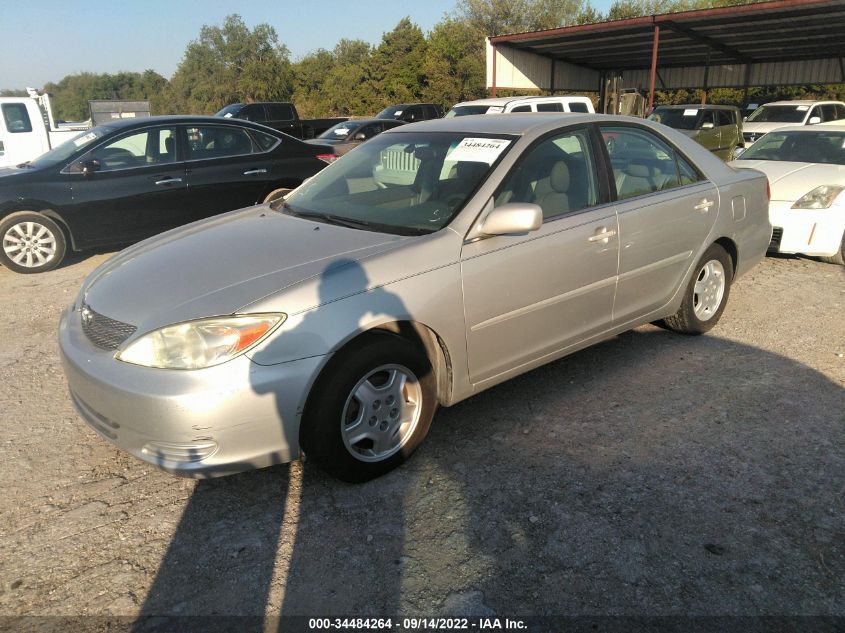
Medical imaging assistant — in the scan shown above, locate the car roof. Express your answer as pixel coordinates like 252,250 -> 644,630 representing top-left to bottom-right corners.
655,104 -> 738,110
383,112 -> 623,136
766,124 -> 845,132
454,95 -> 590,108
761,100 -> 844,106
96,115 -> 276,131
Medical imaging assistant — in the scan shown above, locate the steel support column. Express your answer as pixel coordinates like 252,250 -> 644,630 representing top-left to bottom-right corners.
491,43 -> 498,97
647,25 -> 660,114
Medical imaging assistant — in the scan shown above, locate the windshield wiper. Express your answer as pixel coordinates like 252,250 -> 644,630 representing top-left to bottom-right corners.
16,161 -> 32,168
282,203 -> 374,231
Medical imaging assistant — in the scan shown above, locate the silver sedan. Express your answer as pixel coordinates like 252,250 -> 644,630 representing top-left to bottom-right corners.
59,114 -> 772,482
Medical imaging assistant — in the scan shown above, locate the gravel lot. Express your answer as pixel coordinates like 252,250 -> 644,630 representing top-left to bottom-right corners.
0,251 -> 842,628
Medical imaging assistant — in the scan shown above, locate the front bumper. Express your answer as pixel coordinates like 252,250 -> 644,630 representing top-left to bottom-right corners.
59,304 -> 325,477
768,201 -> 845,257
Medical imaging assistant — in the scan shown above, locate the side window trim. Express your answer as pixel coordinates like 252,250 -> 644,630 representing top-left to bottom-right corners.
492,124 -> 605,223
62,125 -> 180,174
183,124 -> 260,162
596,122 -> 709,203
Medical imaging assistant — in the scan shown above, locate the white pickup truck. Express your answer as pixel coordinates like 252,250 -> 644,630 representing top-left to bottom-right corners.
0,89 -> 89,168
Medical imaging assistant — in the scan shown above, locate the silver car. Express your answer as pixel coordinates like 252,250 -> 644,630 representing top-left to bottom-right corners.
59,114 -> 772,482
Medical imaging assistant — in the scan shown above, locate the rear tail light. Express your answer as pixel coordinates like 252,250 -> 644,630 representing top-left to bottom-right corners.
316,153 -> 338,164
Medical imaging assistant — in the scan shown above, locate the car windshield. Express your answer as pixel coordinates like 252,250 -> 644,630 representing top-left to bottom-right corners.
318,122 -> 362,140
376,106 -> 405,119
216,104 -> 242,118
445,105 -> 495,118
739,131 -> 845,165
282,131 -> 515,235
648,108 -> 700,130
27,127 -> 110,169
746,105 -> 808,123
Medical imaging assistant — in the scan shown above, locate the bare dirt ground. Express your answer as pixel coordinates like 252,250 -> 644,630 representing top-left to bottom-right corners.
0,251 -> 842,629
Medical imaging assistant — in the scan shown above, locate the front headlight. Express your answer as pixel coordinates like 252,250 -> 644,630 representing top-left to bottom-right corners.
791,185 -> 845,209
116,314 -> 285,369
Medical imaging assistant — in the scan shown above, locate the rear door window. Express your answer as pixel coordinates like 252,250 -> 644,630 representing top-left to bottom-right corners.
2,103 -> 33,133
510,105 -> 531,112
537,102 -> 564,112
185,126 -> 255,160
568,102 -> 590,113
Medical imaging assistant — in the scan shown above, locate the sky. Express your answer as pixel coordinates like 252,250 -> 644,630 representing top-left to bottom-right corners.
0,0 -> 616,90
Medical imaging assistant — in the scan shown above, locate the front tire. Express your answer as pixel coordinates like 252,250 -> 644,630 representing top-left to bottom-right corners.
820,232 -> 845,265
661,243 -> 733,335
301,333 -> 437,482
0,212 -> 67,274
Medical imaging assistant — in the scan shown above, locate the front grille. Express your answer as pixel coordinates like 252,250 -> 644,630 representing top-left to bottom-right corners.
80,304 -> 137,350
769,227 -> 783,251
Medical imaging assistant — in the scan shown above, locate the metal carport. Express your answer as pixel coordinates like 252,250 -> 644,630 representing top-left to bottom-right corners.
486,0 -> 845,111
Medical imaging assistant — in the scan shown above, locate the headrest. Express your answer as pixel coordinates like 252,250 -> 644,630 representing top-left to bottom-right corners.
626,164 -> 651,178
550,161 -> 570,192
164,136 -> 174,152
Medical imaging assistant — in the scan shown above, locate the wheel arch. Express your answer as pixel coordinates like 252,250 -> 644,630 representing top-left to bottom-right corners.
713,236 -> 738,275
0,206 -> 77,251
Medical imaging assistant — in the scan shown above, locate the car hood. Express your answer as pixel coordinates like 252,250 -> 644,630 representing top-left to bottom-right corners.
81,206 -> 410,332
732,160 -> 845,201
742,122 -> 795,136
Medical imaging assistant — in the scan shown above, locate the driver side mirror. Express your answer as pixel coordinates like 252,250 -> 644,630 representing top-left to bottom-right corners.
353,132 -> 367,141
731,146 -> 746,160
700,122 -> 715,130
480,203 -> 543,236
807,116 -> 821,125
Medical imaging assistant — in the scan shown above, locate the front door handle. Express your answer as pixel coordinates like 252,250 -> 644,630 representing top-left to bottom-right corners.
588,227 -> 617,243
243,168 -> 268,176
694,198 -> 715,212
154,177 -> 183,186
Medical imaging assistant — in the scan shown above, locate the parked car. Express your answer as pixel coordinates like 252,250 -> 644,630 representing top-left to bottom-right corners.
733,125 -> 845,264
215,102 -> 347,139
0,116 -> 335,273
375,103 -> 443,123
648,104 -> 743,160
59,114 -> 771,482
446,95 -> 595,117
305,118 -> 405,156
742,100 -> 845,146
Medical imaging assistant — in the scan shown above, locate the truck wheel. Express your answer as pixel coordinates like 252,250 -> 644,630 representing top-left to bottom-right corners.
0,212 -> 67,274
300,332 -> 437,482
660,243 -> 733,335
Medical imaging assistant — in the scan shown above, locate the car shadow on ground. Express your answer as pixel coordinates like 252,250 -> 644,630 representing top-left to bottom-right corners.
131,323 -> 844,630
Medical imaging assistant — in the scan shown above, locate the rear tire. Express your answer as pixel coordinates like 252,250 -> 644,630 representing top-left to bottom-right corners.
820,232 -> 845,265
300,333 -> 437,482
0,212 -> 67,274
661,243 -> 733,335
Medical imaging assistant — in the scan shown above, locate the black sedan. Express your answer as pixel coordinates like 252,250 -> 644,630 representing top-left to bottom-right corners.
305,118 -> 405,156
0,116 -> 335,273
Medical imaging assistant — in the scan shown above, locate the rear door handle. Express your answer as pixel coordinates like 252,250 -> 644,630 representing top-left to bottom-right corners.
694,198 -> 714,212
588,227 -> 617,243
154,177 -> 183,186
243,168 -> 268,176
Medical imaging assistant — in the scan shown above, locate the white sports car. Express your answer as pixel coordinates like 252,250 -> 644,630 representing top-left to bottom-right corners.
734,125 -> 845,264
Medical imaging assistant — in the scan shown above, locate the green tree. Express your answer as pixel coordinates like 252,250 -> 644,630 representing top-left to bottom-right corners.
167,14 -> 292,114
367,18 -> 429,110
421,17 -> 487,108
42,70 -> 168,120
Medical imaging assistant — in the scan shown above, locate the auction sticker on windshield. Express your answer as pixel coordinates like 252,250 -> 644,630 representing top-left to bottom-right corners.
447,138 -> 511,164
73,132 -> 98,147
